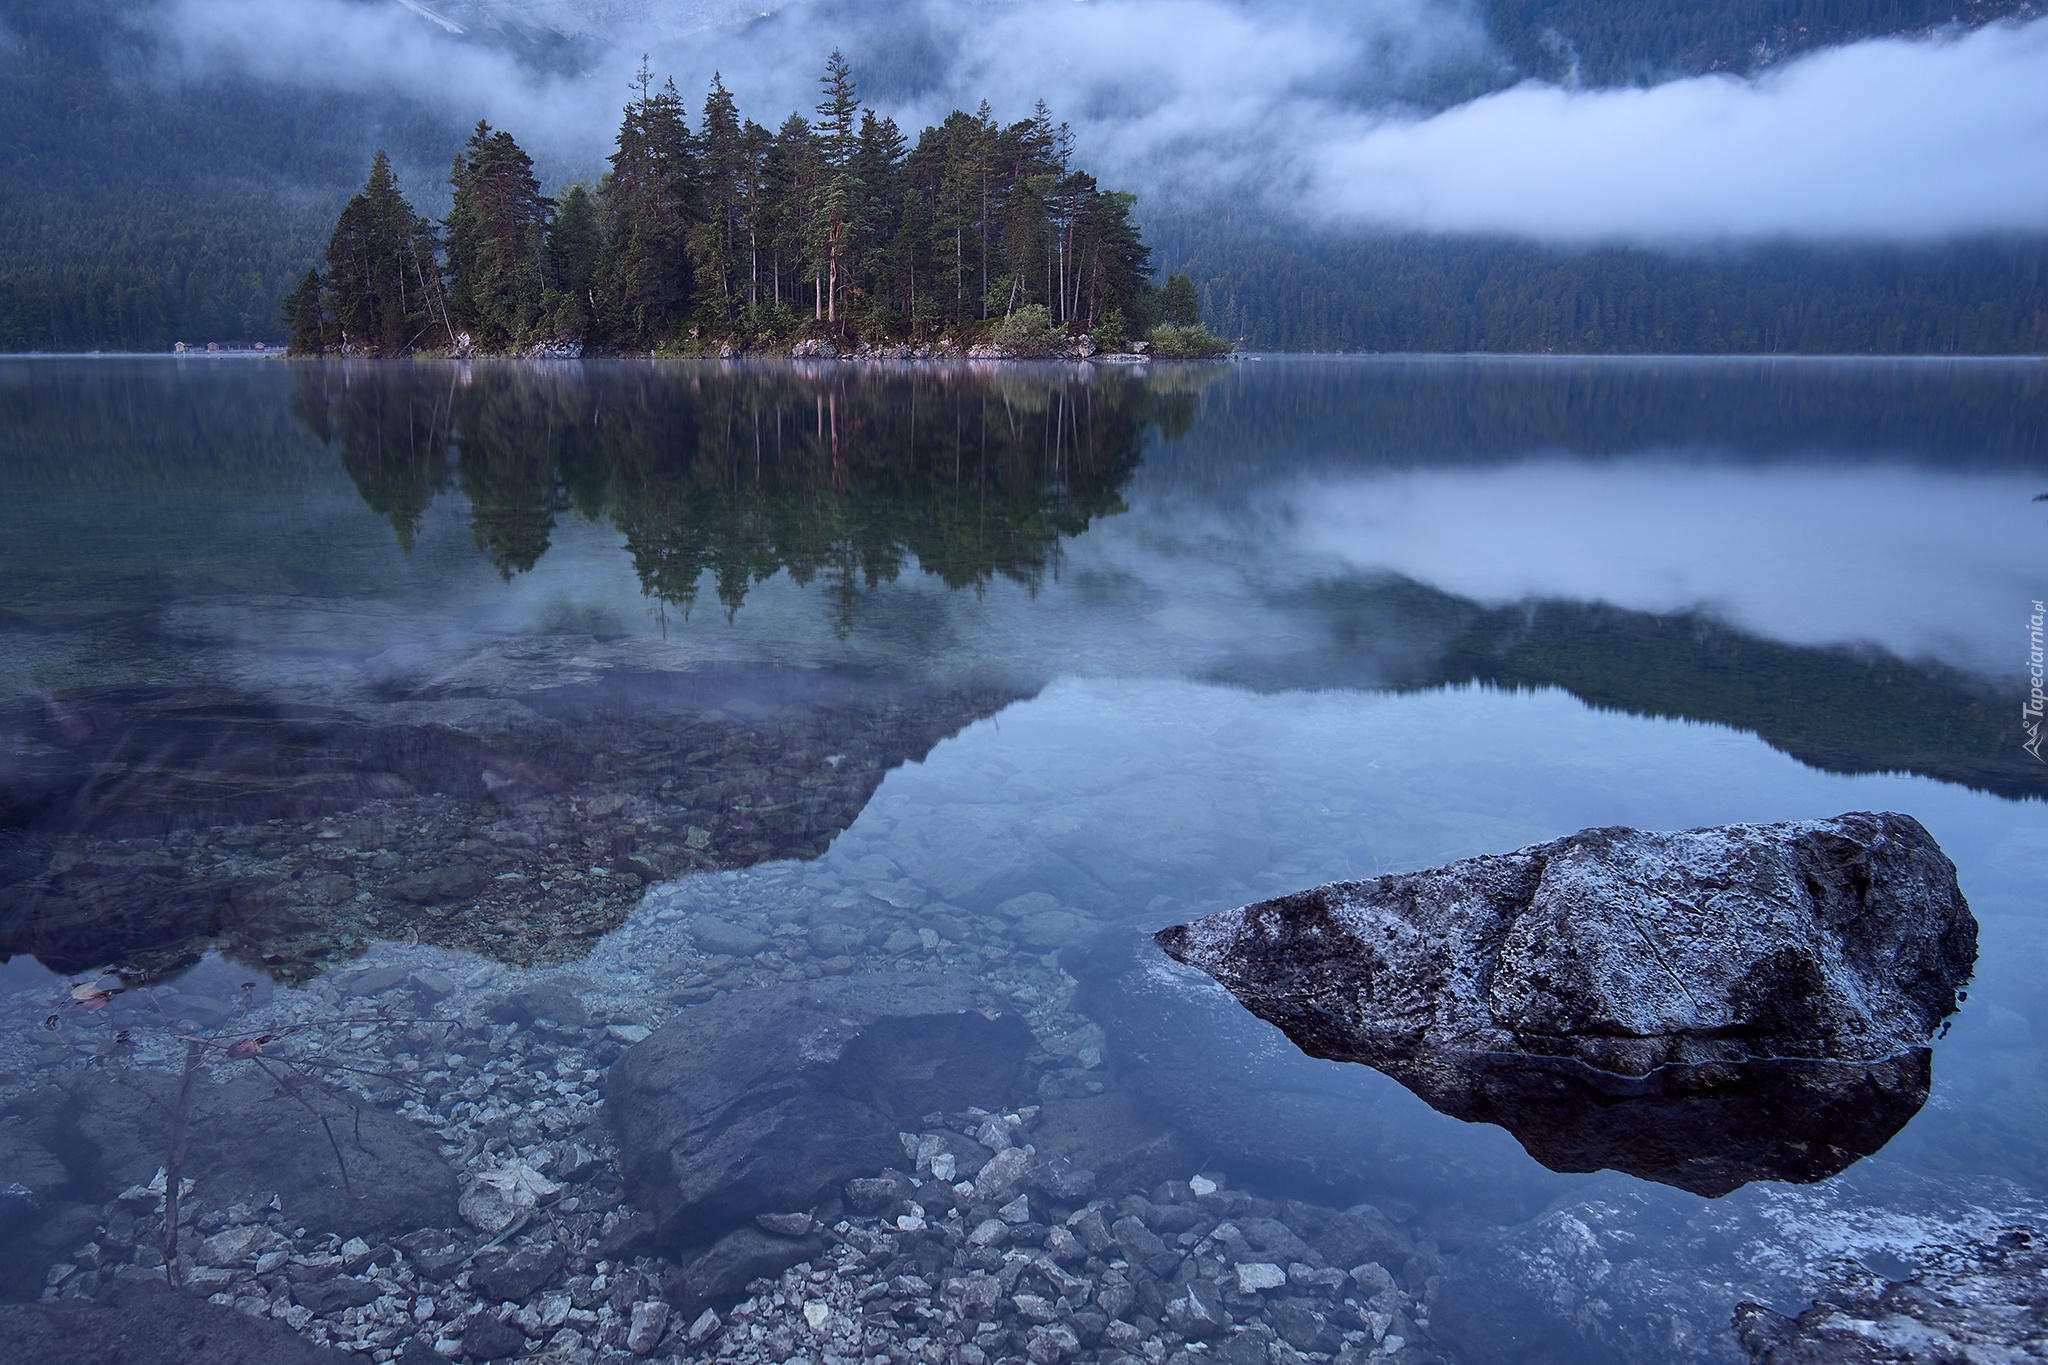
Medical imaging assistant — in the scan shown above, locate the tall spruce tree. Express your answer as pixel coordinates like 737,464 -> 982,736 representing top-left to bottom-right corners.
282,266 -> 329,354
445,121 -> 554,350
811,52 -> 864,325
548,184 -> 602,317
691,75 -> 747,329
322,151 -> 447,356
598,65 -> 699,348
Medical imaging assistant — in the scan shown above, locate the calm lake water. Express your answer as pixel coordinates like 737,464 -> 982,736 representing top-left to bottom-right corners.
0,356 -> 2043,1365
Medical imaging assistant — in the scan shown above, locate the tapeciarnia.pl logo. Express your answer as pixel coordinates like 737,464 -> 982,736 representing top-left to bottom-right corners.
2027,599 -> 2046,762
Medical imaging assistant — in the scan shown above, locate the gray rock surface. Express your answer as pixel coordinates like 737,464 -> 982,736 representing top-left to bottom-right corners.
1733,1226 -> 2047,1363
664,1225 -> 827,1317
0,1276 -> 345,1363
1157,812 -> 1975,1194
606,973 -> 1033,1250
3,1067 -> 459,1242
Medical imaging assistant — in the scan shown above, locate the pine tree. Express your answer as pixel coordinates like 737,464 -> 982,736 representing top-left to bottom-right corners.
445,121 -> 554,350
547,184 -> 603,339
1160,271 -> 1200,326
597,63 -> 699,348
810,52 -> 865,325
691,75 -> 747,329
323,151 -> 447,356
282,266 -> 328,354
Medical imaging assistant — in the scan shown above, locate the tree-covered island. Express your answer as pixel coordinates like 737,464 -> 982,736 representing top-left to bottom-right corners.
284,55 -> 1230,361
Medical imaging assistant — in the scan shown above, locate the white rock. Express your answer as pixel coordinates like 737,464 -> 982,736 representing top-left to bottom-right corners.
1235,1262 -> 1287,1293
1187,1175 -> 1218,1197
458,1160 -> 560,1233
196,1225 -> 266,1268
686,1308 -> 723,1345
803,1300 -> 832,1331
626,1299 -> 670,1355
607,1024 -> 652,1044
1382,1335 -> 1406,1354
974,1146 -> 1032,1201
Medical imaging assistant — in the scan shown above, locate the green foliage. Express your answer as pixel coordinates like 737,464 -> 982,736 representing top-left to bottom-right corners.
1147,323 -> 1232,358
445,122 -> 554,350
282,268 -> 327,354
597,65 -> 699,349
1148,212 -> 2048,355
1159,272 -> 1201,327
5,0 -> 2039,353
547,184 -> 602,340
319,152 -> 447,356
994,303 -> 1064,356
1093,309 -> 1129,352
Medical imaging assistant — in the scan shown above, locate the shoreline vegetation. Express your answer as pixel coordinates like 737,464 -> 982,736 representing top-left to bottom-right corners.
282,53 -> 1231,364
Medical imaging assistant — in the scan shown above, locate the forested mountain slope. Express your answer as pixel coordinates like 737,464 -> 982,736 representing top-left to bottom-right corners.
3,0 -> 2042,352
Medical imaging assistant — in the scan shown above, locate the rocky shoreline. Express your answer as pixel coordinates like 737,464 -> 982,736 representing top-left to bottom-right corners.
0,817 -> 2035,1365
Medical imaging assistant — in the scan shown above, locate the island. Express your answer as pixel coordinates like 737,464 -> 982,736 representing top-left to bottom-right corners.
283,55 -> 1231,363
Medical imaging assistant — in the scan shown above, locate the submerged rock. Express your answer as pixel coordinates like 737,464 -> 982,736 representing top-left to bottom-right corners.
3,1067 -> 459,1243
1157,813 -> 1975,1195
606,973 -> 1033,1251
1061,929 -> 1500,1206
1434,1163 -> 2048,1365
1733,1226 -> 2047,1364
0,1275 -> 343,1363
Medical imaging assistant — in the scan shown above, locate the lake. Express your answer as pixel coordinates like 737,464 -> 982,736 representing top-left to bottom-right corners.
1,355 -> 2043,1365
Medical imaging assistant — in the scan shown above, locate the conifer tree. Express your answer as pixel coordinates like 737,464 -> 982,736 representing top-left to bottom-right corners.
290,58 -> 1161,352
810,52 -> 865,326
445,121 -> 553,350
691,75 -> 747,329
548,184 -> 602,339
322,151 -> 446,356
598,63 -> 699,347
282,267 -> 328,354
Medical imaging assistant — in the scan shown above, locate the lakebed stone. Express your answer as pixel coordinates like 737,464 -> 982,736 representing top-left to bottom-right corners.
0,1276 -> 344,1363
1158,812 -> 1975,1195
607,973 -> 1033,1251
1434,1162 -> 2048,1365
1732,1226 -> 2047,1364
2,1067 -> 459,1241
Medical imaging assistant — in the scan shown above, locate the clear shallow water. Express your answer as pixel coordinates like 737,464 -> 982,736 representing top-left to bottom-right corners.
0,356 -> 2044,1365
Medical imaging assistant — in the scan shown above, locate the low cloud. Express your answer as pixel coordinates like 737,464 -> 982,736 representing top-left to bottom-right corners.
143,0 -> 2048,243
1309,18 -> 2048,241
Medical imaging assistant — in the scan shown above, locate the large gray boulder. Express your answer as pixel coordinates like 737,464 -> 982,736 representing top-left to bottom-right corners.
606,973 -> 1034,1251
1157,813 -> 1975,1195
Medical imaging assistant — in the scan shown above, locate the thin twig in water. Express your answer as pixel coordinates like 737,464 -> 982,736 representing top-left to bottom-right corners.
161,1037 -> 203,1287
249,1057 -> 360,1204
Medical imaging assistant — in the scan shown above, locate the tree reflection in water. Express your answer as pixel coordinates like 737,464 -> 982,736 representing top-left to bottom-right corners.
293,361 -> 1201,628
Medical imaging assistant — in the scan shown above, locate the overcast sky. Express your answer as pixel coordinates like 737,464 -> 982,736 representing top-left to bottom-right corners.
146,0 -> 2048,244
